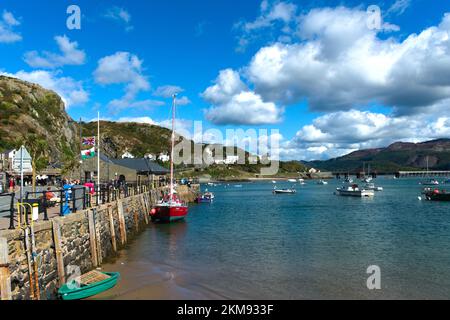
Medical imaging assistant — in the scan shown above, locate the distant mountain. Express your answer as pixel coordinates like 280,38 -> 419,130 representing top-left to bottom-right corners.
305,139 -> 450,173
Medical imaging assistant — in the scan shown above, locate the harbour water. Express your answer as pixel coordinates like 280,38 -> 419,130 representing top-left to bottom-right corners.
97,178 -> 450,299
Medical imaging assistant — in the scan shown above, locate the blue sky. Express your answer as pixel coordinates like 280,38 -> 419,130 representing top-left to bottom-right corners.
1,0 -> 450,160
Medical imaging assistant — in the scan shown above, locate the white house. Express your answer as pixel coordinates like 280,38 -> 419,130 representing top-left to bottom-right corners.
158,153 -> 170,162
5,146 -> 33,173
308,168 -> 320,174
121,151 -> 135,159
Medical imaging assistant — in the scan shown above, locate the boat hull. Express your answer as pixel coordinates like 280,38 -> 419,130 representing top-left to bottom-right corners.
424,192 -> 450,201
58,272 -> 120,300
151,205 -> 188,223
336,189 -> 374,197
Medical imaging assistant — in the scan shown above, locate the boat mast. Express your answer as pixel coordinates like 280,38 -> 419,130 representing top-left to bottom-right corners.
169,94 -> 176,201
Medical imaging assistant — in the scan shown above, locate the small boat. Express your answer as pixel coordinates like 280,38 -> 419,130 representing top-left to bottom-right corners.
423,189 -> 450,201
288,179 -> 297,183
195,191 -> 214,203
420,179 -> 440,186
150,95 -> 188,223
335,183 -> 374,197
272,180 -> 277,184
362,177 -> 373,183
298,178 -> 305,183
58,271 -> 120,300
364,183 -> 383,191
273,188 -> 296,194
234,185 -> 243,188
317,180 -> 328,185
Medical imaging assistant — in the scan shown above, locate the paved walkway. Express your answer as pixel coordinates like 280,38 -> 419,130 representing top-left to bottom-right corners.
1,186 -> 69,230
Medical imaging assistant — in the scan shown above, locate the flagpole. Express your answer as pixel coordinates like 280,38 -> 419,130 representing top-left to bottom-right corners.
97,111 -> 100,189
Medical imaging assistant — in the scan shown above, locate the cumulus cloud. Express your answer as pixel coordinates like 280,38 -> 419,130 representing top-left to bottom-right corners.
93,52 -> 151,113
284,110 -> 450,160
234,1 -> 298,51
24,35 -> 86,68
202,69 -> 283,125
1,70 -> 89,108
244,7 -> 450,116
104,6 -> 133,32
0,10 -> 21,43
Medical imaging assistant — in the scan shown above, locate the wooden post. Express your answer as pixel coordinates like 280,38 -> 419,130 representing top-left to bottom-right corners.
0,238 -> 12,300
140,194 -> 149,225
87,210 -> 99,267
94,209 -> 103,265
52,221 -> 65,287
117,199 -> 127,245
108,206 -> 117,252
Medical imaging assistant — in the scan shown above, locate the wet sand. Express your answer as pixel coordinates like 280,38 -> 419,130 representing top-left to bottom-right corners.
89,250 -> 228,300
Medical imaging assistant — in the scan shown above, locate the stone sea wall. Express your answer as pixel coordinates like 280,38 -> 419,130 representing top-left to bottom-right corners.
0,185 -> 198,300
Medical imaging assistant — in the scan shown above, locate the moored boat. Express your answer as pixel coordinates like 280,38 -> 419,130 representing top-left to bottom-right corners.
58,271 -> 120,300
420,179 -> 440,186
423,189 -> 450,201
335,182 -> 374,197
288,179 -> 297,183
195,190 -> 214,203
273,188 -> 296,194
150,95 -> 188,223
364,183 -> 383,191
317,180 -> 328,185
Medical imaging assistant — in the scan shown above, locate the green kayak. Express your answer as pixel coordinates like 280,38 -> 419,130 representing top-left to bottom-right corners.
58,272 -> 120,300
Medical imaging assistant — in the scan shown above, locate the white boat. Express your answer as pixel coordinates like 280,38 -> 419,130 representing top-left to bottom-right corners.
298,178 -> 305,183
317,180 -> 328,185
362,177 -> 373,183
335,182 -> 374,197
272,180 -> 277,184
364,183 -> 383,191
273,188 -> 296,194
288,179 -> 297,183
420,179 -> 439,186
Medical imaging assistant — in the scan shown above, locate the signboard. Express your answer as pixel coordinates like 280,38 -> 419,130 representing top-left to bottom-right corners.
12,146 -> 33,173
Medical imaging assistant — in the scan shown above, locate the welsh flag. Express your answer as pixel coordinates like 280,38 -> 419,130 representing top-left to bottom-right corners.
81,147 -> 96,160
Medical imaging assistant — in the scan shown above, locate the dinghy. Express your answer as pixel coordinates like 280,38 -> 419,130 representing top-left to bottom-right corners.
58,270 -> 120,300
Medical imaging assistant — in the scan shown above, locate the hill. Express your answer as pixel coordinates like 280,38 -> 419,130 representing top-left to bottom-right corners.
0,75 -> 78,170
306,139 -> 450,173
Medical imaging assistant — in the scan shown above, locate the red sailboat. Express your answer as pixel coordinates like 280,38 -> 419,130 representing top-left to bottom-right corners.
150,94 -> 189,223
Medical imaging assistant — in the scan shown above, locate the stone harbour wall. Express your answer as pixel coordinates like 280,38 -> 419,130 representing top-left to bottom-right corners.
0,185 -> 198,300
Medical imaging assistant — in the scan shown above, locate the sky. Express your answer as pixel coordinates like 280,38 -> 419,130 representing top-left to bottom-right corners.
1,0 -> 450,161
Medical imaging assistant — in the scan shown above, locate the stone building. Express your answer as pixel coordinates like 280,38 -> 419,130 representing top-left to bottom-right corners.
79,154 -> 169,184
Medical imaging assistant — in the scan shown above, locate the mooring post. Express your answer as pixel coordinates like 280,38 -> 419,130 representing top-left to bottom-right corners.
51,221 -> 65,287
87,210 -> 99,267
0,238 -> 12,300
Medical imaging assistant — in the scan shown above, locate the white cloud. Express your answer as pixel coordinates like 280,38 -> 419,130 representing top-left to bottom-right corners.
284,110 -> 450,160
387,0 -> 411,16
24,35 -> 86,68
104,6 -> 133,32
202,69 -> 283,125
234,1 -> 298,51
153,85 -> 191,105
245,7 -> 450,116
0,10 -> 21,43
94,52 -> 151,113
2,70 -> 89,108
154,85 -> 184,98
117,116 -> 156,125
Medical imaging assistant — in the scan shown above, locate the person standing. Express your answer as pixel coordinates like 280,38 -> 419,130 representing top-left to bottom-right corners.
9,177 -> 14,193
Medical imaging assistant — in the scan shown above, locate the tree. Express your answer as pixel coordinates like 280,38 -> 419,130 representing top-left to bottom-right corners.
26,134 -> 49,192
